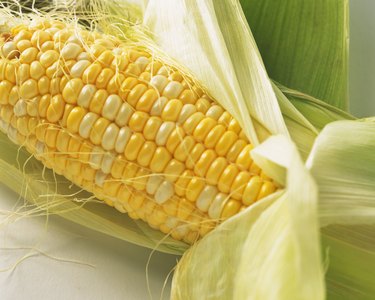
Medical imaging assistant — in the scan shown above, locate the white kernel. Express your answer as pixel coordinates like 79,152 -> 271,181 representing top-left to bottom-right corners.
155,121 -> 175,146
206,105 -> 224,120
102,95 -> 122,121
35,141 -> 45,155
208,193 -> 229,220
7,126 -> 18,143
149,75 -> 168,93
79,112 -> 99,139
115,127 -> 131,153
102,123 -> 120,151
165,216 -> 179,229
135,56 -> 150,71
157,66 -> 169,76
101,152 -> 115,174
114,201 -> 127,213
77,52 -> 91,61
150,96 -> 167,116
61,43 -> 82,60
89,146 -> 104,169
146,175 -> 164,195
115,102 -> 133,127
178,104 -> 197,124
70,60 -> 91,78
162,81 -> 183,99
197,186 -> 218,213
13,100 -> 27,117
2,42 -> 18,59
0,120 -> 9,133
77,84 -> 97,108
95,170 -> 107,187
154,180 -> 174,204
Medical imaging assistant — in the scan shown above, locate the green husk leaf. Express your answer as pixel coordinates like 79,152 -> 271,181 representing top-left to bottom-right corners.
143,0 -> 288,144
240,0 -> 349,110
172,136 -> 324,300
322,225 -> 375,299
279,84 -> 355,130
0,132 -> 188,255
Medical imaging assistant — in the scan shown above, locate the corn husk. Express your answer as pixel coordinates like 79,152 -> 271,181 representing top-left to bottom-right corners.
306,120 -> 375,299
240,0 -> 349,110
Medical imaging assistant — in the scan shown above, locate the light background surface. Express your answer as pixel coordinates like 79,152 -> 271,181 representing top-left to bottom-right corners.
0,1 -> 374,299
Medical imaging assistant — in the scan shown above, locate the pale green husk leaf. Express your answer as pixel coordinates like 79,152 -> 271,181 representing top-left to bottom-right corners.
307,120 -> 375,225
240,0 -> 349,110
172,136 -> 324,300
306,120 -> 375,298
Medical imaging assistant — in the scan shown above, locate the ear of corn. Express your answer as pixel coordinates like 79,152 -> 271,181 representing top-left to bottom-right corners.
0,13 -> 279,244
0,1 -> 373,299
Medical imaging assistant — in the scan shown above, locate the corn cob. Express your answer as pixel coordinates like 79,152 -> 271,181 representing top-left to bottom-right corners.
0,18 -> 278,244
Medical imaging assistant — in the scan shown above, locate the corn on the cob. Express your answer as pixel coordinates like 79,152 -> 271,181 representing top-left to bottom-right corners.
0,18 -> 277,244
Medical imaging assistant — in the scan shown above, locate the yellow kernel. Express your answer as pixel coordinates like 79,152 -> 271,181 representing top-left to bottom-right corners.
40,50 -> 59,68
97,50 -> 115,66
30,61 -> 45,80
136,89 -> 158,112
46,94 -> 65,123
31,30 -> 52,48
150,147 -> 171,172
129,111 -> 149,132
179,89 -> 197,104
127,83 -> 147,107
82,63 -> 102,84
231,171 -> 251,200
124,133 -> 145,161
242,176 -> 262,205
221,199 -> 241,219
228,118 -> 242,134
19,47 -> 38,64
194,149 -> 217,177
162,99 -> 183,122
67,106 -> 87,133
186,177 -> 205,202
226,139 -> 247,162
164,159 -> 185,182
20,79 -> 38,99
96,68 -> 114,89
193,118 -> 216,142
38,94 -> 51,117
257,181 -> 276,201
90,117 -> 110,145
185,143 -> 205,170
218,165 -> 239,194
0,81 -> 12,105
196,98 -> 211,114
137,141 -> 157,167
204,124 -> 226,149
143,117 -> 162,140
215,131 -> 238,156
183,112 -> 204,135
38,76 -> 50,94
18,64 -> 30,83
166,126 -> 185,153
236,145 -> 253,170
62,78 -> 83,104
174,136 -> 195,162
89,89 -> 108,115
119,77 -> 138,100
